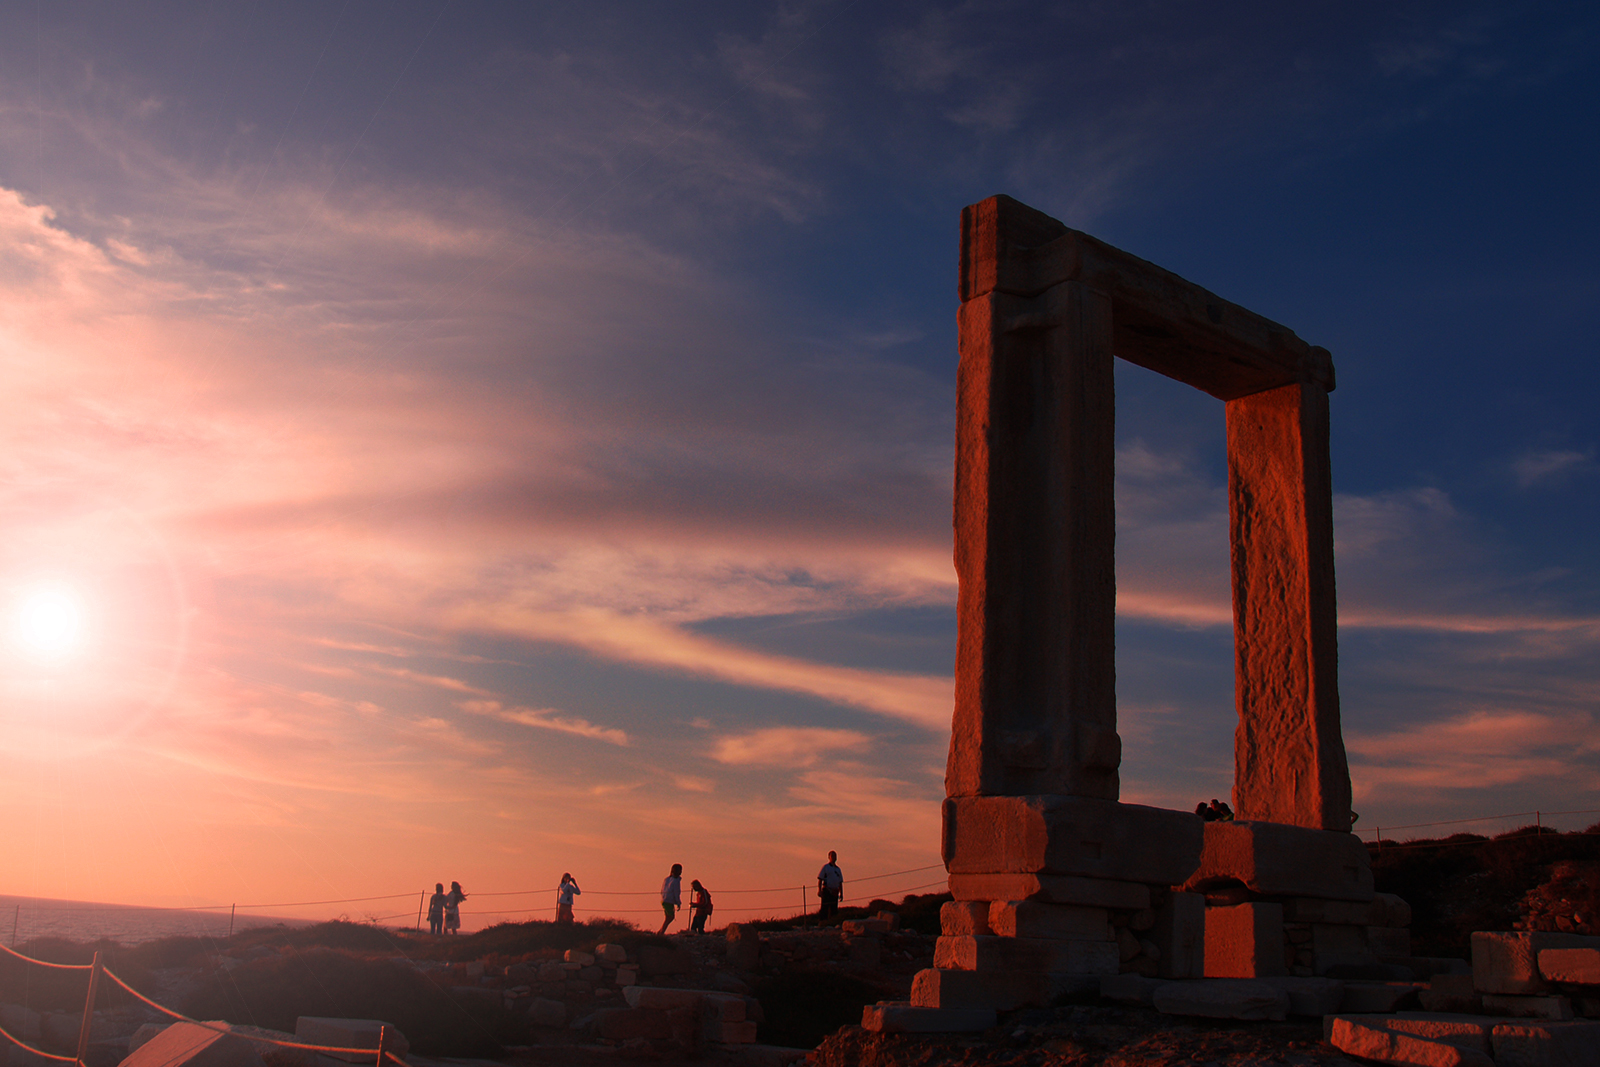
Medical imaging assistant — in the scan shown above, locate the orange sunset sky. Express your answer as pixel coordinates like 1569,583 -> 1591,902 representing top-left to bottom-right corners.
3,3 -> 1599,930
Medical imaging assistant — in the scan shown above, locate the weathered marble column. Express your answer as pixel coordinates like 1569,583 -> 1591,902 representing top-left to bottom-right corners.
1227,381 -> 1352,831
948,199 -> 1120,801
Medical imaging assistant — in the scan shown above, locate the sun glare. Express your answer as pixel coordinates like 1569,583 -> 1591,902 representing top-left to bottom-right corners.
13,587 -> 84,658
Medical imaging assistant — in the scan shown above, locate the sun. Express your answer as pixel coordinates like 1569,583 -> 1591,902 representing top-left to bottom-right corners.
13,586 -> 85,658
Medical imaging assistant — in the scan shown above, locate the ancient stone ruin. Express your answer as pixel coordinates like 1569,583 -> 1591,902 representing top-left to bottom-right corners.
906,194 -> 1388,1021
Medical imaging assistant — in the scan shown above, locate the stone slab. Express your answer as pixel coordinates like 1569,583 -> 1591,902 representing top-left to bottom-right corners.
120,1023 -> 266,1067
1314,923 -> 1378,975
1342,982 -> 1425,1013
1475,934 -> 1600,996
1491,1020 -> 1600,1067
1153,892 -> 1206,980
1152,980 -> 1290,1021
1282,898 -> 1371,924
1256,976 -> 1345,1017
934,935 -> 1118,974
1380,1014 -> 1499,1055
1182,820 -> 1373,902
1327,1016 -> 1494,1067
1483,995 -> 1576,1020
714,1020 -> 759,1044
987,901 -> 1112,941
942,795 -> 1202,885
1372,928 -> 1414,958
947,873 -> 1150,909
1099,975 -> 1169,1006
910,968 -> 1092,1011
860,1002 -> 996,1034
293,1019 -> 408,1063
1205,902 -> 1286,978
1541,949 -> 1600,986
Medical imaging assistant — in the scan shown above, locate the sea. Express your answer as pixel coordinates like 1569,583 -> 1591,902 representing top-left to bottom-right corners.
0,894 -> 311,946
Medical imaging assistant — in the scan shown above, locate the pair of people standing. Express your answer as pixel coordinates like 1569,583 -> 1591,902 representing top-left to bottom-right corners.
425,881 -> 468,934
658,864 -> 713,935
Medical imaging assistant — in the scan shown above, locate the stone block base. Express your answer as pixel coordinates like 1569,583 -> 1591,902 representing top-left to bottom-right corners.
987,900 -> 1113,940
1482,995 -> 1576,1021
910,968 -> 1094,1011
1205,902 -> 1286,978
1152,980 -> 1290,1021
1474,933 -> 1600,996
1328,1015 -> 1494,1067
1183,820 -> 1374,901
860,1002 -> 995,1034
1539,948 -> 1600,986
948,873 -> 1150,909
942,795 -> 1202,885
935,935 -> 1118,974
1153,892 -> 1205,979
1491,1019 -> 1600,1067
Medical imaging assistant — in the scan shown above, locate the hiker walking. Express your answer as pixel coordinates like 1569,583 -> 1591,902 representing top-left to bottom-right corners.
444,880 -> 468,934
556,873 -> 581,924
817,851 -> 843,920
688,879 -> 713,935
659,863 -> 683,935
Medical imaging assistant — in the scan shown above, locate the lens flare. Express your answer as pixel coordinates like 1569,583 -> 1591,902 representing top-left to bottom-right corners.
13,587 -> 84,657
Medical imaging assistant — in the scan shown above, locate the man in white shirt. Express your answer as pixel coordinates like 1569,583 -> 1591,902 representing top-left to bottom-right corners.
659,863 -> 683,934
817,851 -> 843,919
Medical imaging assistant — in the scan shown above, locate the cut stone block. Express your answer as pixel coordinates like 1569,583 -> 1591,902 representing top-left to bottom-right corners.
1257,976 -> 1345,1017
1491,1020 -> 1600,1067
714,1020 -> 759,1044
935,935 -> 1118,974
941,901 -> 992,936
1282,898 -> 1371,924
911,968 -> 1085,1011
1152,979 -> 1290,1021
860,1002 -> 995,1034
941,795 -> 1203,885
1342,982 -> 1425,1013
1183,820 -> 1374,902
1328,1016 -> 1494,1067
563,950 -> 595,965
1099,974 -> 1169,1006
947,873 -> 1150,909
1540,949 -> 1600,986
593,1007 -> 672,1042
594,944 -> 627,964
1313,923 -> 1378,974
1382,1013 -> 1499,1055
623,987 -> 706,1010
1372,928 -> 1413,958
1205,902 -> 1285,978
1483,995 -> 1576,1021
294,1019 -> 409,1063
1475,934 -> 1600,996
121,1023 -> 266,1067
987,901 -> 1112,941
1153,892 -> 1206,980
1422,973 -> 1483,1014
876,911 -> 901,932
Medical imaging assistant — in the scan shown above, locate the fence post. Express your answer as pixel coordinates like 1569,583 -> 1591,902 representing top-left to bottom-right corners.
415,892 -> 425,931
375,1024 -> 389,1067
75,950 -> 102,1067
228,904 -> 236,938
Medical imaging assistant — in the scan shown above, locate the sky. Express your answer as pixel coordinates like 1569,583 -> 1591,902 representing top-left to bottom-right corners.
1,2 -> 1597,931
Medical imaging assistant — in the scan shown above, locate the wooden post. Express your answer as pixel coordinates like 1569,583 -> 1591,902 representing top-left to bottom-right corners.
415,892 -> 424,931
375,1024 -> 389,1067
75,951 -> 102,1067
228,904 -> 236,937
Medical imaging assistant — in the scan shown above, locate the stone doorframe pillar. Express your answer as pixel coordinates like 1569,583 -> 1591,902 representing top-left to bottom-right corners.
950,195 -> 1351,832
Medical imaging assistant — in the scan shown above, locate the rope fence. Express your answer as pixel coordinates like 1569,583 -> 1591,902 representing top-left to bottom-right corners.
0,946 -> 405,1067
1360,806 -> 1600,851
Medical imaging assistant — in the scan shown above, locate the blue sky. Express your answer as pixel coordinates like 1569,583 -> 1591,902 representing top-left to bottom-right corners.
0,2 -> 1596,923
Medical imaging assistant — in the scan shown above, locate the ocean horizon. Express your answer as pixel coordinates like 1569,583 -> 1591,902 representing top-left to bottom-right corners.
0,894 -> 319,946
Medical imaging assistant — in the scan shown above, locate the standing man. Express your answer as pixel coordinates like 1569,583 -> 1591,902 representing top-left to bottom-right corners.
817,851 -> 843,920
426,883 -> 446,935
659,863 -> 683,935
556,873 -> 581,924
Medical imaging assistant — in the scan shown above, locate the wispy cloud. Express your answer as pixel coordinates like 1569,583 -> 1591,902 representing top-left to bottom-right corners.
458,700 -> 629,747
1510,447 -> 1597,488
711,727 -> 872,766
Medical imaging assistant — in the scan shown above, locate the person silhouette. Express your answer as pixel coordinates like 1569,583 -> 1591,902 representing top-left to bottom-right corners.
817,851 -> 843,920
444,881 -> 467,934
426,883 -> 446,935
659,864 -> 683,935
688,879 -> 713,935
556,873 -> 581,924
